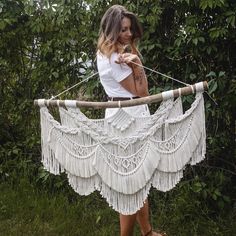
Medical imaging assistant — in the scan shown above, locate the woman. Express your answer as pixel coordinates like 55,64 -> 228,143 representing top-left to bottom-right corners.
96,5 -> 165,236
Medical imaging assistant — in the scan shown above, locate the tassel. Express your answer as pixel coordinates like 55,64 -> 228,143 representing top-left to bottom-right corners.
39,92 -> 207,215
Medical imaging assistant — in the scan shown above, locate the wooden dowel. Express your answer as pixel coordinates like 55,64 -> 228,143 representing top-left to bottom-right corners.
34,81 -> 208,109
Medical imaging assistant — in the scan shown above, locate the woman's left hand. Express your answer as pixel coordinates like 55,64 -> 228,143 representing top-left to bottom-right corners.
116,53 -> 140,67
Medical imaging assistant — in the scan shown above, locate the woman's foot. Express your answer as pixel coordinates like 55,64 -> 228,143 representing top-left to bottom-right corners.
152,231 -> 167,236
143,229 -> 167,236
150,231 -> 167,236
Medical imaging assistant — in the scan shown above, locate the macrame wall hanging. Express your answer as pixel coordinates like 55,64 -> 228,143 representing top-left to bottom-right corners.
35,80 -> 208,215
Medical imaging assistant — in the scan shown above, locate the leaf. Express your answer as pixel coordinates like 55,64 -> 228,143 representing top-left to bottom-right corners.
206,71 -> 216,77
174,38 -> 182,47
223,196 -> 230,203
218,200 -> 225,209
212,193 -> 217,200
190,73 -> 197,80
207,47 -> 212,54
29,0 -> 34,7
226,15 -> 235,26
193,38 -> 198,45
202,190 -> 208,199
12,149 -> 19,155
214,189 -> 221,196
198,37 -> 205,42
200,0 -> 208,10
0,21 -> 6,30
52,72 -> 59,78
208,80 -> 218,94
218,71 -> 225,77
96,215 -> 101,224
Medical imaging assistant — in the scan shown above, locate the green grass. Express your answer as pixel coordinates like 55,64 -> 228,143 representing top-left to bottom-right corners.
149,189 -> 236,236
0,178 -> 119,236
0,178 -> 235,236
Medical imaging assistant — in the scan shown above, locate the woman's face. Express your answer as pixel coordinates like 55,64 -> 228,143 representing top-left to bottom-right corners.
118,17 -> 132,45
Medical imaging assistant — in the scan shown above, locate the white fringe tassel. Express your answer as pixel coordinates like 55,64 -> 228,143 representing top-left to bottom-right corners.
38,92 -> 206,215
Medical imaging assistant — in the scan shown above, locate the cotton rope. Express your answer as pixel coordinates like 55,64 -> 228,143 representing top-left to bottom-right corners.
130,61 -> 217,105
49,60 -> 190,101
47,57 -> 216,107
49,72 -> 99,100
130,60 -> 190,86
39,91 -> 206,215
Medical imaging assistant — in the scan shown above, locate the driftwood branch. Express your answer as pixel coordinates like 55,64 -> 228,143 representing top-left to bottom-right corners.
34,81 -> 208,109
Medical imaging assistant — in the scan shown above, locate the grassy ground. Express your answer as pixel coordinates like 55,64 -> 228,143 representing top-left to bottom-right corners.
0,177 -> 235,236
0,178 -> 119,236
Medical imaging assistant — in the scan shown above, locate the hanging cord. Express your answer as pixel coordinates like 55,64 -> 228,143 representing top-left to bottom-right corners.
130,60 -> 190,86
49,60 -> 217,105
204,91 -> 218,105
50,60 -> 188,100
130,60 -> 218,105
49,72 -> 99,100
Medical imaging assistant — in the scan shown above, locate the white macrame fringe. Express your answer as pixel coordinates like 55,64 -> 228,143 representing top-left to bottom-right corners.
100,180 -> 152,215
94,142 -> 160,194
152,170 -> 184,192
39,92 -> 206,215
67,173 -> 101,195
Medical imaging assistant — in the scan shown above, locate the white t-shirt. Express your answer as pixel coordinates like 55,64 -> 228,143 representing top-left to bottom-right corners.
96,51 -> 135,97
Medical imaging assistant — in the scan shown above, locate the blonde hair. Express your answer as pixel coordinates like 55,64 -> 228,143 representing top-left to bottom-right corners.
97,5 -> 142,58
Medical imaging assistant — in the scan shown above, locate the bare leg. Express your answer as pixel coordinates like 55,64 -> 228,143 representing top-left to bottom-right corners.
136,200 -> 152,235
136,200 -> 163,236
119,200 -> 165,236
119,213 -> 137,236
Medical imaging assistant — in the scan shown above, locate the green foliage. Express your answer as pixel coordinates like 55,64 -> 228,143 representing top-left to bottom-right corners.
0,0 -> 235,235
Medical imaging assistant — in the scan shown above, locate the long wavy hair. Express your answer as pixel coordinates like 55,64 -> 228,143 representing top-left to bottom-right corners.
97,5 -> 143,58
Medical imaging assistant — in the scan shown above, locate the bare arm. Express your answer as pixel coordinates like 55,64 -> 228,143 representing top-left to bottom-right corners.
129,57 -> 149,97
117,53 -> 149,97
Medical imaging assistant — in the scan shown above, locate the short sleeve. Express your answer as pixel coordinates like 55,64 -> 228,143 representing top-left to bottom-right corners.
110,53 -> 132,82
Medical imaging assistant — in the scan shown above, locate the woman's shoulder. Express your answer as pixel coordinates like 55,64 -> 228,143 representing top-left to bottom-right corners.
97,51 -> 119,64
97,50 -> 108,65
